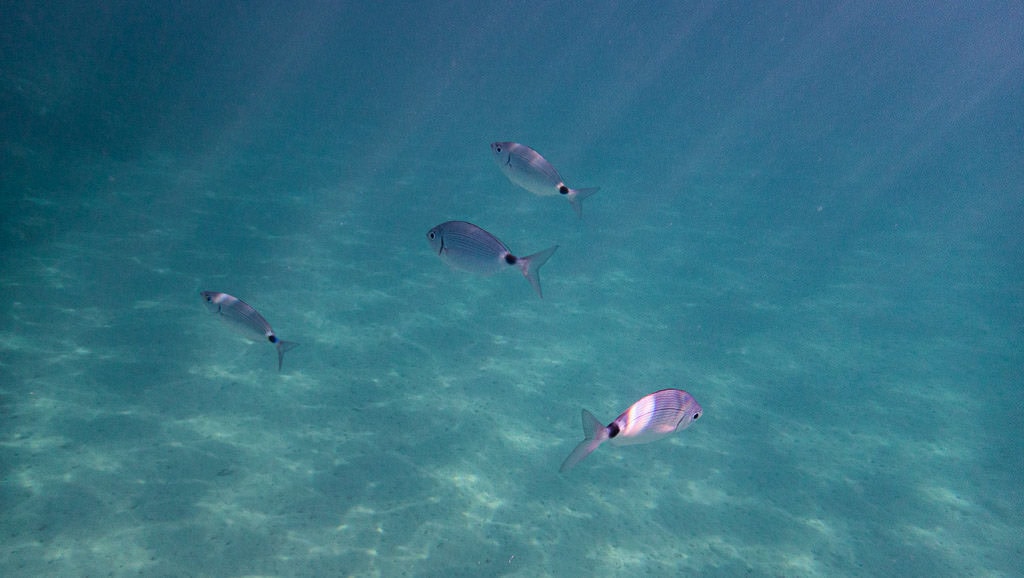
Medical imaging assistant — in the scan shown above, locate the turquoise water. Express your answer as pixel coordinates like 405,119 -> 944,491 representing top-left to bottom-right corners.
2,2 -> 1022,576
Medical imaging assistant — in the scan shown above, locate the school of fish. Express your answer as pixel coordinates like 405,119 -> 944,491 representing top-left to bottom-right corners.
201,142 -> 703,473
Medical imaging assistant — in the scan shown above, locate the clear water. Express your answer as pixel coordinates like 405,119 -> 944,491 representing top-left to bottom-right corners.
2,2 -> 1022,576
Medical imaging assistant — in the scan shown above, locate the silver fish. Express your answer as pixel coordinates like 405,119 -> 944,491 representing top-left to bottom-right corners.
490,141 -> 599,218
200,291 -> 298,371
560,389 -> 703,473
426,220 -> 558,298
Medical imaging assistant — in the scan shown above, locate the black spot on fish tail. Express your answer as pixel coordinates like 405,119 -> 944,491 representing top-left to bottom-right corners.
505,254 -> 517,265
268,335 -> 278,344
608,423 -> 620,438
558,184 -> 569,195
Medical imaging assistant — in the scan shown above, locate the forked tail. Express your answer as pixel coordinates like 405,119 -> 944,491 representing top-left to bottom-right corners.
559,409 -> 608,473
275,340 -> 299,371
519,245 -> 559,298
568,187 -> 600,218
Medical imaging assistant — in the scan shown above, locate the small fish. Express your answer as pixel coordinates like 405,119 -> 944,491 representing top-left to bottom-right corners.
200,291 -> 298,371
490,141 -> 599,218
560,389 -> 703,473
426,220 -> 558,298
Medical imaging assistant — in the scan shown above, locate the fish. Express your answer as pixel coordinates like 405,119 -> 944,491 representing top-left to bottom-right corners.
200,291 -> 298,371
426,220 -> 558,298
559,389 -> 703,473
490,141 -> 599,218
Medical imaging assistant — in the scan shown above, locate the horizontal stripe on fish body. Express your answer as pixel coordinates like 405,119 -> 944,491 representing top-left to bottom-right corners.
200,291 -> 298,371
201,291 -> 275,339
426,221 -> 558,298
607,389 -> 703,446
491,141 -> 564,195
426,221 -> 515,275
559,389 -> 703,473
490,141 -> 599,218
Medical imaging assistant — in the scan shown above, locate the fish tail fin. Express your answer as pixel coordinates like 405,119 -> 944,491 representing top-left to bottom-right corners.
559,409 -> 607,473
568,187 -> 600,218
275,340 -> 299,371
519,245 -> 559,299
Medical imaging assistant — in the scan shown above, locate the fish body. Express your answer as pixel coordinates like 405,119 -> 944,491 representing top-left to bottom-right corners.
426,220 -> 558,298
560,389 -> 702,473
490,141 -> 599,218
200,291 -> 298,371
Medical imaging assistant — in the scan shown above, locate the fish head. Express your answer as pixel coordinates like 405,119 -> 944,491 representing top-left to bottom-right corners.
200,290 -> 224,312
425,225 -> 445,255
490,142 -> 514,166
675,399 -> 703,431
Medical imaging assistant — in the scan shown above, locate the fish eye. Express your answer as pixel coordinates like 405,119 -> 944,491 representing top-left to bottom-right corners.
495,144 -> 502,152
427,231 -> 436,240
693,412 -> 701,420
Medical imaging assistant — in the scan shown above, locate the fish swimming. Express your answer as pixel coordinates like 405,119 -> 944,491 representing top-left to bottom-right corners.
200,291 -> 298,371
426,220 -> 558,298
490,141 -> 599,218
560,389 -> 703,473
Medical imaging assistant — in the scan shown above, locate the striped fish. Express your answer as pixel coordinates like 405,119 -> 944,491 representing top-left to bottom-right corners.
200,291 -> 298,371
490,141 -> 599,218
426,220 -> 558,298
560,389 -> 703,472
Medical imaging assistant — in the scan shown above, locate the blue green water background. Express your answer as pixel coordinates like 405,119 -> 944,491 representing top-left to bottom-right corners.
1,2 -> 1021,576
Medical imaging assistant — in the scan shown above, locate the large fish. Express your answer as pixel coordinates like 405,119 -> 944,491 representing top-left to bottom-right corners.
200,291 -> 298,371
560,389 -> 703,473
426,220 -> 558,298
490,141 -> 599,218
